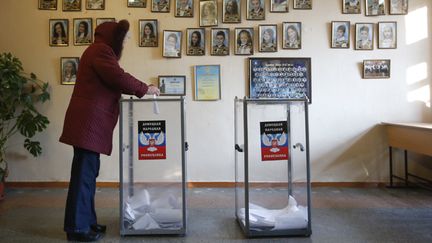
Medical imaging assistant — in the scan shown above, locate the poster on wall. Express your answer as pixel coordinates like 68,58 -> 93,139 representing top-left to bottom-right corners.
138,120 -> 166,160
260,121 -> 289,161
249,57 -> 312,102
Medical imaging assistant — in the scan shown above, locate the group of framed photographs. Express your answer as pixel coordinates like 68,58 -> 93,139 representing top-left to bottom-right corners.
49,18 -> 115,46
39,0 -> 105,11
331,21 -> 397,49
140,22 -> 302,57
342,0 -> 408,15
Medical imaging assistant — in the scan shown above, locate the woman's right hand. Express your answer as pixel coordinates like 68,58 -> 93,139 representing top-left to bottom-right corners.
146,85 -> 160,96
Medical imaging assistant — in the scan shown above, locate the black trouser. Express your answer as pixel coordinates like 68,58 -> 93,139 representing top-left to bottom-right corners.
64,147 -> 100,233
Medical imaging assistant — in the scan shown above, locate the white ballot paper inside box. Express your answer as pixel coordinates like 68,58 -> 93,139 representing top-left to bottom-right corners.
124,188 -> 182,230
239,195 -> 308,231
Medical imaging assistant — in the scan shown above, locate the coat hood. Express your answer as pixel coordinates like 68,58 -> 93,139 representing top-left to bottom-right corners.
94,20 -> 129,59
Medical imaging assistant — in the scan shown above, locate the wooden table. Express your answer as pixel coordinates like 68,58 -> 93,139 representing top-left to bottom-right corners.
382,122 -> 432,187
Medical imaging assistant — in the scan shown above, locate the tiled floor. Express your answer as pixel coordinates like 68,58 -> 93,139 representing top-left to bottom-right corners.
1,187 -> 432,242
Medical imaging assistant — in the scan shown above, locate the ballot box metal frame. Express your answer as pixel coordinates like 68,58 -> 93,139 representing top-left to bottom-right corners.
119,97 -> 187,236
234,97 -> 312,237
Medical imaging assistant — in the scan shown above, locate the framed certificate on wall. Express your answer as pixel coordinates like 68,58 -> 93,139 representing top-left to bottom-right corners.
194,65 -> 221,101
158,75 -> 186,96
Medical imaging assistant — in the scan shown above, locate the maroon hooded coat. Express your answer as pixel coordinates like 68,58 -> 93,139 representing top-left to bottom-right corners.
60,20 -> 148,155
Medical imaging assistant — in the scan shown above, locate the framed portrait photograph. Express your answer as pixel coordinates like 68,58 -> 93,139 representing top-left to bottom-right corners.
127,0 -> 146,7
73,18 -> 93,45
331,21 -> 350,48
175,0 -> 193,17
249,57 -> 312,101
63,0 -> 82,11
365,0 -> 385,16
211,28 -> 230,56
163,30 -> 182,58
187,28 -> 205,56
389,0 -> 408,15
96,18 -> 115,26
86,0 -> 104,10
49,19 -> 69,46
259,25 -> 277,52
158,75 -> 186,96
235,28 -> 254,55
342,0 -> 361,14
194,65 -> 221,101
200,0 -> 218,27
39,0 -> 57,10
152,0 -> 170,12
61,57 -> 79,85
282,22 -> 301,49
378,22 -> 397,49
246,0 -> 265,20
363,59 -> 390,79
139,20 -> 158,47
270,0 -> 289,12
222,0 -> 241,23
355,23 -> 373,50
293,0 -> 312,10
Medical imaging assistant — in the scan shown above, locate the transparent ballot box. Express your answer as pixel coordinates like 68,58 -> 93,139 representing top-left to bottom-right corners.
234,97 -> 312,237
119,97 -> 187,236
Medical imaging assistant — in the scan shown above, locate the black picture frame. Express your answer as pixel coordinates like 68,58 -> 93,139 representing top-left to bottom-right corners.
249,57 -> 312,102
363,59 -> 391,79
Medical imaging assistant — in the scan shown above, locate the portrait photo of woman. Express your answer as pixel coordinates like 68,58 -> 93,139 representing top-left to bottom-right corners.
187,28 -> 205,56
74,18 -> 93,45
152,0 -> 170,12
378,22 -> 397,49
200,0 -> 218,27
61,57 -> 79,85
139,20 -> 158,47
223,0 -> 241,23
283,22 -> 301,49
50,19 -> 69,46
259,25 -> 277,52
235,28 -> 253,55
163,30 -> 182,58
176,0 -> 193,17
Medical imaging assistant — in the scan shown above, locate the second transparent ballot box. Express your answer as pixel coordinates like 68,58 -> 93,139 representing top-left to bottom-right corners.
119,97 -> 187,236
234,97 -> 312,237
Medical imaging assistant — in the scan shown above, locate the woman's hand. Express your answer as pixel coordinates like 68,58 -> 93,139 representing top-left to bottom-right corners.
146,85 -> 160,96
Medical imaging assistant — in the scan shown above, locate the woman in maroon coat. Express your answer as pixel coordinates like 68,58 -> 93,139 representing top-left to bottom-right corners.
60,20 -> 159,242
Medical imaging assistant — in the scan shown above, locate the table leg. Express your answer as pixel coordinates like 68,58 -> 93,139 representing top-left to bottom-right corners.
404,150 -> 408,187
389,146 -> 393,187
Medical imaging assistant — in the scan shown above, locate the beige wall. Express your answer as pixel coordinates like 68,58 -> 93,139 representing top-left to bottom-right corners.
1,0 -> 431,182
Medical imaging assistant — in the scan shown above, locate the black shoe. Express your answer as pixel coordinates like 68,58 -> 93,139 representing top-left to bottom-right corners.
90,224 -> 106,233
66,231 -> 103,242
